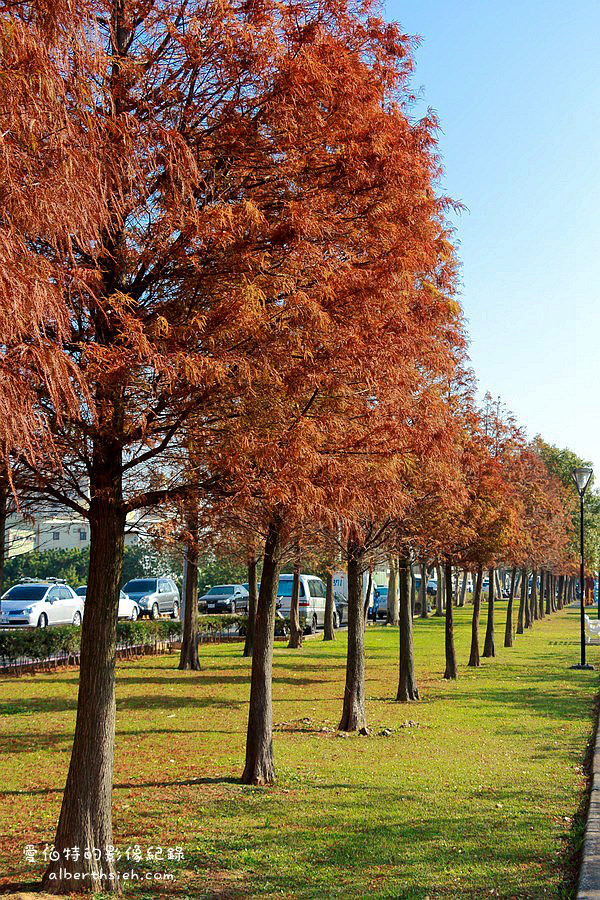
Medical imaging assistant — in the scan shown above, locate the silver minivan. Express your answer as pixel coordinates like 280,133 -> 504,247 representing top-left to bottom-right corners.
275,574 -> 331,634
122,577 -> 180,620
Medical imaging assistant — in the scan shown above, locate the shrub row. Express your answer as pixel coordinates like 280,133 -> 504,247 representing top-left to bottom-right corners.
0,615 -> 247,665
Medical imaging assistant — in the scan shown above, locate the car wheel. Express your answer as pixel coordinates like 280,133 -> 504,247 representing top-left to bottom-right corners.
151,602 -> 160,620
131,606 -> 138,621
37,613 -> 48,629
72,611 -> 82,626
171,601 -> 180,620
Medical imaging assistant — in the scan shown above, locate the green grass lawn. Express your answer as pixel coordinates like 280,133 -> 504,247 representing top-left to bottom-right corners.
0,603 -> 597,898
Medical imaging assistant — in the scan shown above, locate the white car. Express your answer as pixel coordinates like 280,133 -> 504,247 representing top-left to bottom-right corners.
75,586 -> 139,621
0,580 -> 84,628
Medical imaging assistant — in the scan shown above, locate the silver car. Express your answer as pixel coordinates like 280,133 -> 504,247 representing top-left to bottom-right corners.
0,579 -> 84,628
121,577 -> 180,620
275,574 -> 329,634
75,586 -> 139,621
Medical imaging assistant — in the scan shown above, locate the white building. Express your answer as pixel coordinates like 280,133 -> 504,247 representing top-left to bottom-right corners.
5,509 -> 159,557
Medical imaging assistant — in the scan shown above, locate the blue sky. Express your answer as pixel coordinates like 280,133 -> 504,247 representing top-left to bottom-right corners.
385,1 -> 600,472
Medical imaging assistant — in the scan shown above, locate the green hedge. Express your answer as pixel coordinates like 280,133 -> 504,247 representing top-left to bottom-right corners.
0,615 -> 247,666
0,625 -> 81,664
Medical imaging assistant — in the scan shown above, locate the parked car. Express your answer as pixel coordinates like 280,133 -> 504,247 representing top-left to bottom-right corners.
334,591 -> 347,626
199,584 -> 249,614
0,579 -> 84,628
75,586 -> 139,620
121,577 -> 180,620
375,585 -> 397,620
275,574 -> 328,634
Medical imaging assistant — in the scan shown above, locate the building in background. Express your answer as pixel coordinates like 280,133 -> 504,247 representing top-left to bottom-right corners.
4,509 -> 162,558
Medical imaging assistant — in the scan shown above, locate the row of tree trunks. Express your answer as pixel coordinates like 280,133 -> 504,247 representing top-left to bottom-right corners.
242,515 -> 574,789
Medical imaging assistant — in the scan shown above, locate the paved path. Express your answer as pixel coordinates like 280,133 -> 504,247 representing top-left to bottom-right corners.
579,712 -> 600,899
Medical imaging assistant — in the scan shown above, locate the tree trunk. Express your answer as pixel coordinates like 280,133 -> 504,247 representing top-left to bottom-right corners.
531,569 -> 545,623
468,566 -> 483,666
396,549 -> 419,701
419,563 -> 428,618
549,574 -> 555,613
339,535 -> 367,733
435,564 -> 444,616
363,568 -> 373,624
495,569 -> 503,597
504,567 -> 517,648
178,502 -> 200,671
443,561 -> 457,679
386,555 -> 399,625
538,569 -> 545,619
459,570 -> 468,607
516,568 -> 527,634
557,574 -> 564,610
287,557 -> 303,648
410,565 -> 416,618
323,571 -> 335,641
525,569 -> 534,629
42,447 -> 125,892
482,567 -> 496,658
242,517 -> 283,785
243,556 -> 258,657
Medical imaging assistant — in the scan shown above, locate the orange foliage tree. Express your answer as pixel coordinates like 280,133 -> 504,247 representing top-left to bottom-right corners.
5,0 -> 468,885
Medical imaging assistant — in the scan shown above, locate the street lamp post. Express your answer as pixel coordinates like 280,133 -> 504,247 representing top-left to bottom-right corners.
571,466 -> 593,670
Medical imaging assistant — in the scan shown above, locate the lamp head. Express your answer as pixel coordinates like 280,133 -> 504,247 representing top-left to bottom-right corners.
572,466 -> 593,496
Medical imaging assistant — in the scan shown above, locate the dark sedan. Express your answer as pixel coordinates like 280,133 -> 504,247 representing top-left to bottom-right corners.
199,584 -> 249,614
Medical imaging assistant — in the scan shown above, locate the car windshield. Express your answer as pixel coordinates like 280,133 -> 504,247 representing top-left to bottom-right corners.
75,586 -> 86,596
3,585 -> 47,601
124,579 -> 156,593
207,586 -> 235,595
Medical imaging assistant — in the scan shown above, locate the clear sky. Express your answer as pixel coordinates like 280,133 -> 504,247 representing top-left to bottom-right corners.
384,0 -> 600,472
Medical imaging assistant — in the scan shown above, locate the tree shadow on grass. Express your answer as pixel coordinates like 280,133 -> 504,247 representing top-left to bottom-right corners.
0,694 -> 244,716
446,684 -> 593,723
184,804 -> 555,898
0,774 -> 243,798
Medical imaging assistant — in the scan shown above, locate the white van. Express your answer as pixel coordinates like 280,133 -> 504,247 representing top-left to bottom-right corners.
332,570 -> 377,614
275,574 -> 332,634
